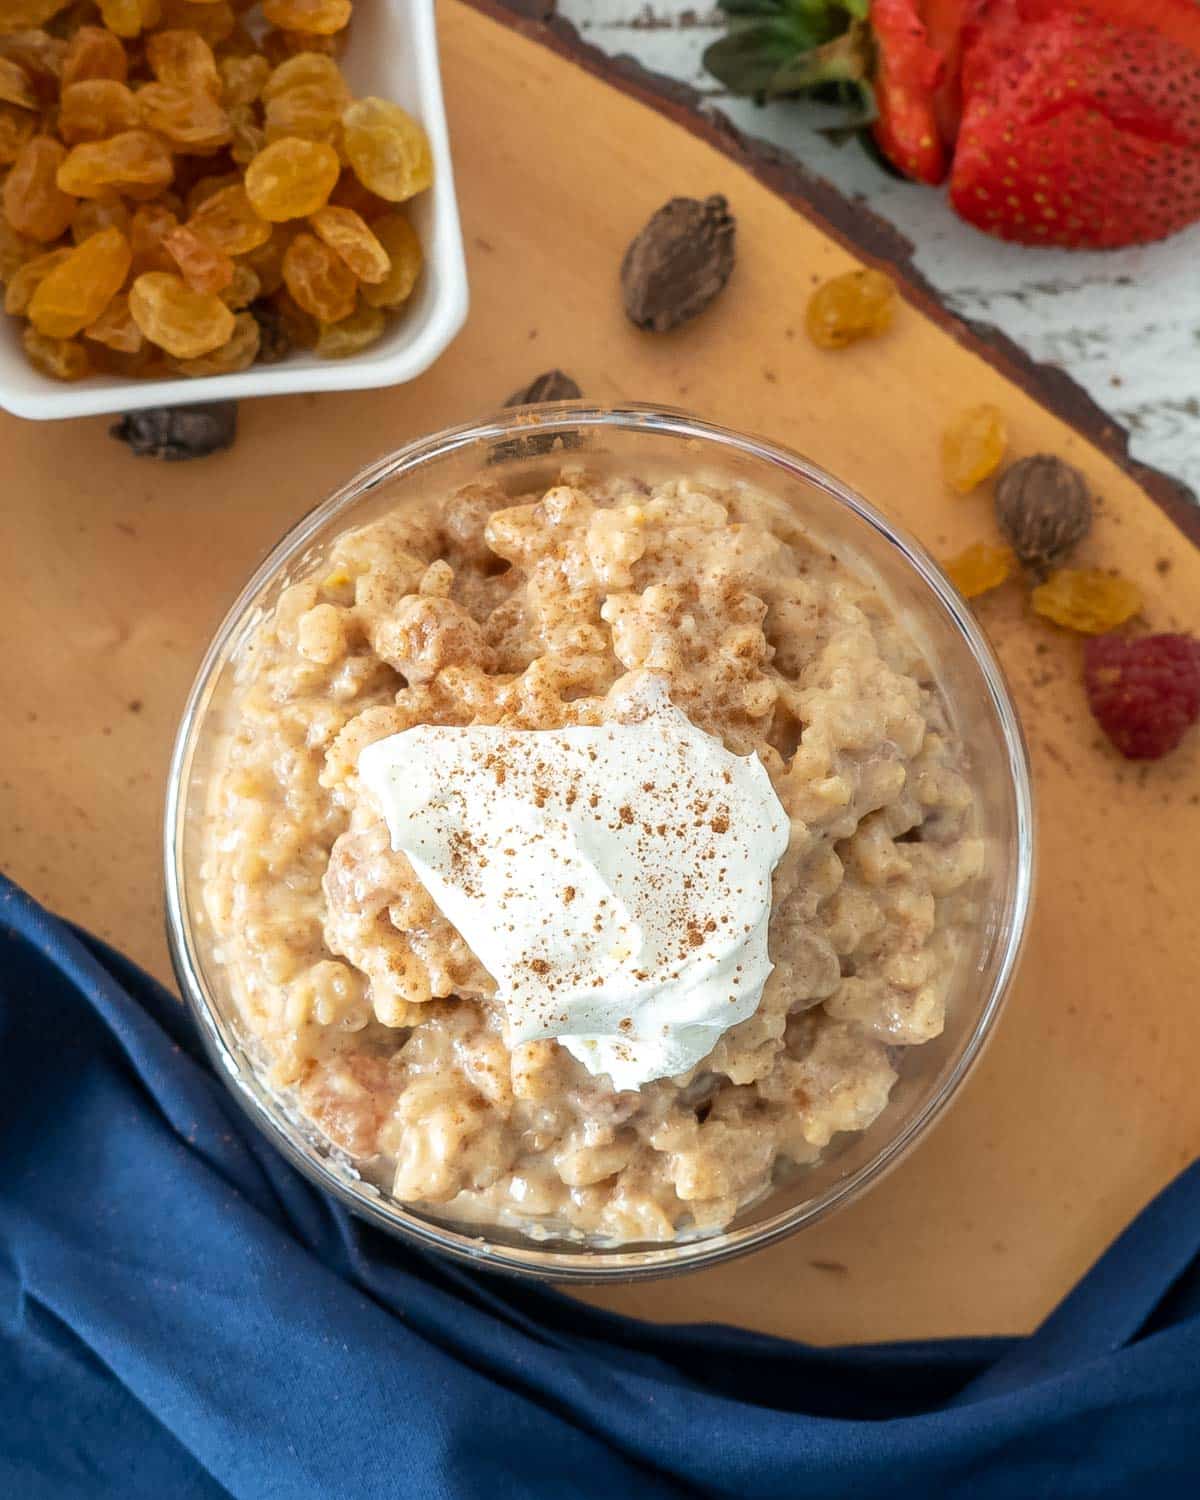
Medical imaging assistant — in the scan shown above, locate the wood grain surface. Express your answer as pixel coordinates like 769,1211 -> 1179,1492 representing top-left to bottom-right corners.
1,0 -> 1198,1345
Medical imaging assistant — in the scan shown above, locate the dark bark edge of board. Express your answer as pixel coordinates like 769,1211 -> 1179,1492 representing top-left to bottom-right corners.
466,0 -> 1200,546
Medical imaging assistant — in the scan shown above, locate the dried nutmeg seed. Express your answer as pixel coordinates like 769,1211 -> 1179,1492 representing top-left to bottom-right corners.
505,370 -> 582,406
490,371 -> 584,465
995,454 -> 1093,576
621,194 -> 736,333
111,402 -> 238,462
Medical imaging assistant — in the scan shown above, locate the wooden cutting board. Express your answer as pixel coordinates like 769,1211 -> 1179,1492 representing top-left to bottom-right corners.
1,0 -> 1197,1346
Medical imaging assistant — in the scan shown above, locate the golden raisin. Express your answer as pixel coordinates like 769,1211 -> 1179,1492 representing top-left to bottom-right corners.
145,28 -> 220,96
187,180 -> 270,253
0,54 -> 38,109
943,543 -> 1016,600
281,226 -> 355,320
308,204 -> 386,282
264,80 -> 343,145
341,97 -> 432,204
167,307 -> 259,374
2,0 -> 75,26
261,51 -> 348,103
218,259 -> 259,308
0,101 -> 36,164
219,51 -> 269,108
360,211 -> 421,308
217,19 -> 259,61
95,0 -> 158,40
57,129 -> 173,197
261,25 -> 348,64
314,300 -> 385,358
89,339 -> 165,379
58,79 -> 140,144
0,213 -> 35,280
4,243 -> 71,315
61,25 -> 126,87
942,405 -> 1007,495
0,29 -> 67,105
165,221 -> 233,294
227,101 -> 264,164
129,199 -> 179,271
261,0 -> 351,35
27,223 -> 131,336
328,168 -> 387,220
128,269 -> 235,356
22,323 -> 91,380
185,169 -> 241,216
4,134 -> 75,239
805,268 -> 897,350
135,82 -> 231,153
150,0 -> 232,44
157,0 -> 234,45
82,288 -> 142,352
71,192 -> 130,242
261,52 -> 348,149
1031,569 -> 1143,634
244,135 -> 339,220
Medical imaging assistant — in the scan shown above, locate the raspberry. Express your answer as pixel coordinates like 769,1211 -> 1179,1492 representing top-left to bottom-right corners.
1083,633 -> 1200,761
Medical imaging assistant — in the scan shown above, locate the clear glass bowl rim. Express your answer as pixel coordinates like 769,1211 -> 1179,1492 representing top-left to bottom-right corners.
165,401 -> 1035,1284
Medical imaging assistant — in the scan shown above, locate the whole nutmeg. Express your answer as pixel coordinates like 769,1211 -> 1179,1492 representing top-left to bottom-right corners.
621,194 -> 736,333
995,455 -> 1093,576
489,370 -> 584,465
504,369 -> 582,406
110,402 -> 238,462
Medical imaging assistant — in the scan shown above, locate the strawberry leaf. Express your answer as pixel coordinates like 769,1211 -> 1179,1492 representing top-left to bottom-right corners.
704,25 -> 815,99
769,23 -> 873,96
717,0 -> 867,16
704,0 -> 875,116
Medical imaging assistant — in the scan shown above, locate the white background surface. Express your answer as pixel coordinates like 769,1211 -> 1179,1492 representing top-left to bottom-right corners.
560,0 -> 1200,499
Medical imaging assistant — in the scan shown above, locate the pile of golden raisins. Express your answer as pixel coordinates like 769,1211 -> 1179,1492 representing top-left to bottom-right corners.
0,0 -> 429,381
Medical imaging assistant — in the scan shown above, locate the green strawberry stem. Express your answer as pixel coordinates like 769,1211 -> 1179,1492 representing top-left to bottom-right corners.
704,0 -> 875,117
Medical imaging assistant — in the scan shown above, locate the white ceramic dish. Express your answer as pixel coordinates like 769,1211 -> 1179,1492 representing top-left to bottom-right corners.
0,0 -> 468,421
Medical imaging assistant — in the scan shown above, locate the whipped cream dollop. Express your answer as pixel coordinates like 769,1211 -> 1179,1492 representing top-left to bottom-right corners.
357,678 -> 790,1091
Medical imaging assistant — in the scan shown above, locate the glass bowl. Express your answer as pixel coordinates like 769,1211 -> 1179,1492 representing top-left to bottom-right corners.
165,403 -> 1034,1282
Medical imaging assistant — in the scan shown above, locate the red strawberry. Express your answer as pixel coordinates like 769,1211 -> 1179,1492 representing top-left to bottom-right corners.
705,0 -> 1200,248
950,0 -> 1200,247
871,0 -> 950,184
921,0 -> 970,145
1084,633 -> 1200,761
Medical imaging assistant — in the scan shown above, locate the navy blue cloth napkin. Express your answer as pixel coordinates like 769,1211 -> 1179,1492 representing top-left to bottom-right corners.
2,872 -> 1198,1499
